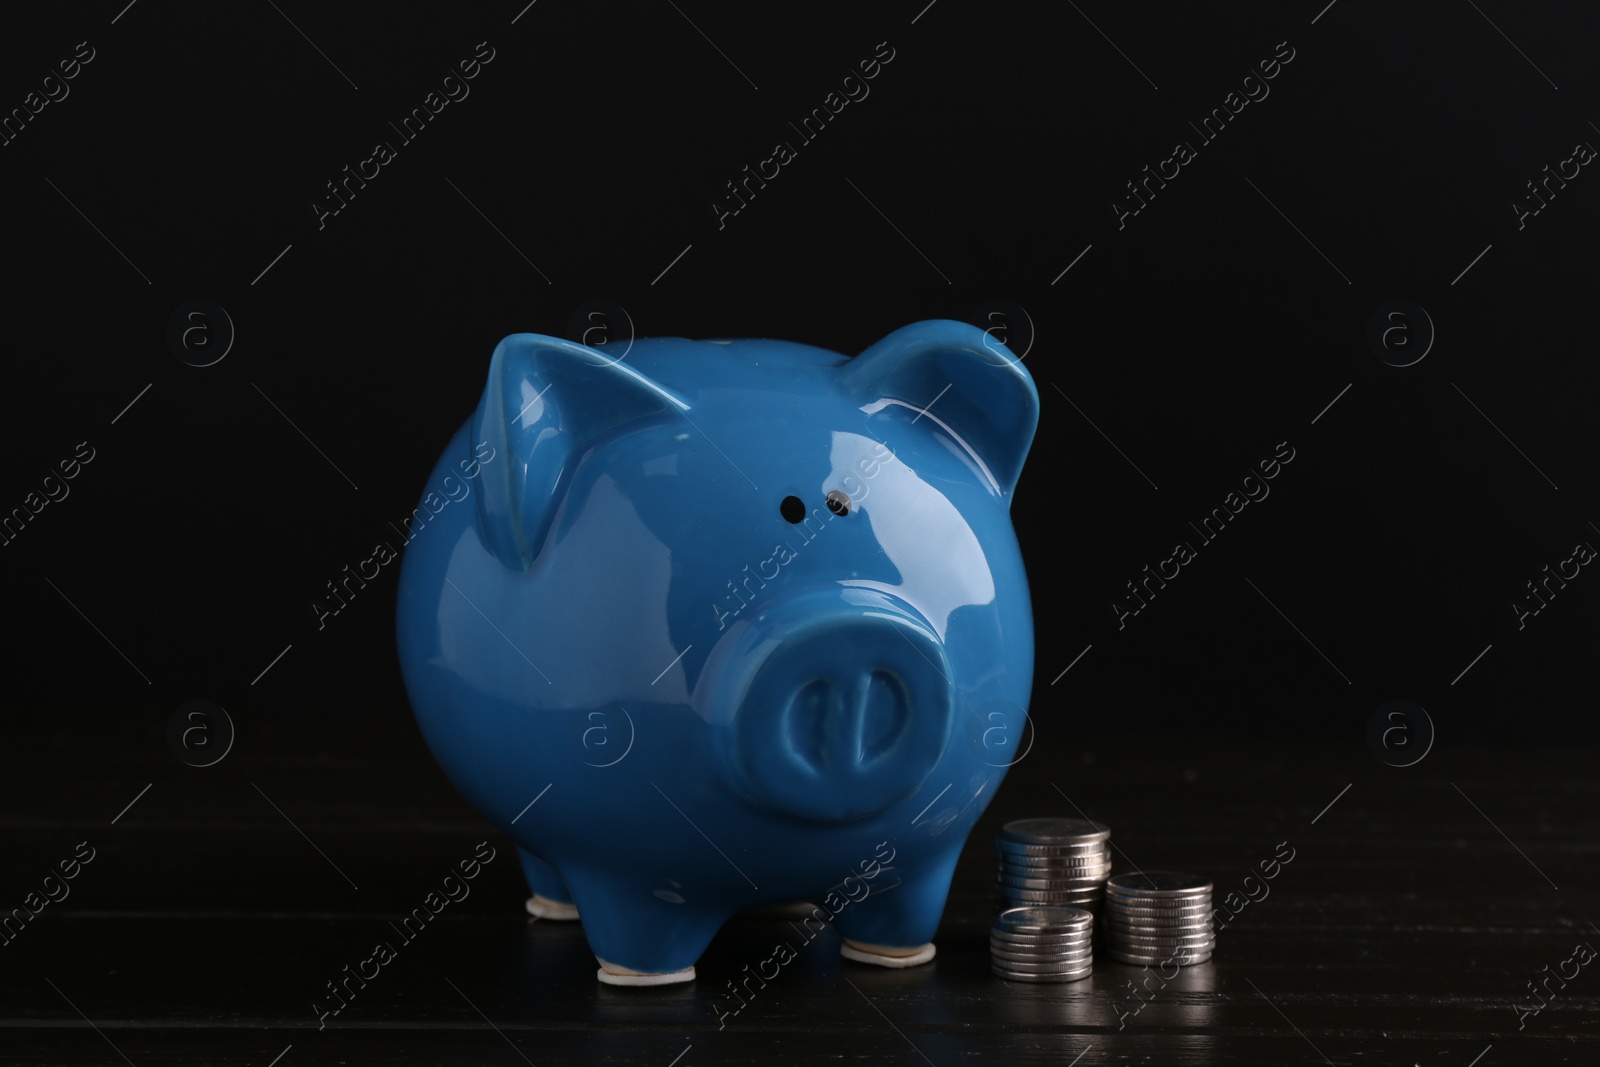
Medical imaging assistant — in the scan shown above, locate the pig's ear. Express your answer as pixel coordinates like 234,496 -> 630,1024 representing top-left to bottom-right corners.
838,320 -> 1039,500
471,333 -> 687,570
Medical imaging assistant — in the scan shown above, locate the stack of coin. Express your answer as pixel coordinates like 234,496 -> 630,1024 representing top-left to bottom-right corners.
995,817 -> 1112,914
1103,871 -> 1214,966
990,905 -> 1095,982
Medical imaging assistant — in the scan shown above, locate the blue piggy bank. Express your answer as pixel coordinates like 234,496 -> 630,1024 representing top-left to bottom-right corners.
396,320 -> 1038,985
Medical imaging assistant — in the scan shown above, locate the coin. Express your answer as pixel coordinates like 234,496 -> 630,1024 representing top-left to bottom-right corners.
990,926 -> 1094,946
1105,888 -> 1211,904
999,817 -> 1111,845
1104,901 -> 1214,918
998,854 -> 1111,870
1107,946 -> 1212,967
992,889 -> 1107,908
1104,921 -> 1211,936
997,883 -> 1101,896
1103,909 -> 1213,925
1105,872 -> 1212,897
1105,931 -> 1214,947
989,929 -> 1093,945
990,926 -> 1094,943
997,879 -> 1102,892
992,962 -> 1095,982
1110,928 -> 1203,942
997,880 -> 1102,894
985,940 -> 1100,959
990,949 -> 1096,971
996,840 -> 1110,857
990,922 -> 1094,941
990,945 -> 1095,966
1113,927 -> 1209,940
997,854 -> 1108,871
997,870 -> 1109,890
995,906 -> 1094,931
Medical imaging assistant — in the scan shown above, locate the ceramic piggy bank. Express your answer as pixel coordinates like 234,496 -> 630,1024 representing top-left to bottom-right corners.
396,320 -> 1038,985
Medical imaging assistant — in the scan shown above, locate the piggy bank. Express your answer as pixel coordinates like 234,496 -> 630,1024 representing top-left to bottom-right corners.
396,320 -> 1038,985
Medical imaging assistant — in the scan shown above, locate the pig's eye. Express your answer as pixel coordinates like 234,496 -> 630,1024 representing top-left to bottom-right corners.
825,489 -> 852,517
780,496 -> 806,523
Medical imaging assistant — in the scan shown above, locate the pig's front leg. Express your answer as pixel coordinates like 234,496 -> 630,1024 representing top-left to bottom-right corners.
562,868 -> 730,986
517,847 -> 579,921
832,844 -> 959,968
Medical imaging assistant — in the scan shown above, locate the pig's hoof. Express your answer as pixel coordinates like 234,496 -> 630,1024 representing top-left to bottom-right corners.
840,939 -> 937,968
525,894 -> 580,921
595,958 -> 696,987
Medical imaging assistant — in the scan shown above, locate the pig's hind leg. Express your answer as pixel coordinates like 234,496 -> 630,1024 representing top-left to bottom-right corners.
518,847 -> 580,921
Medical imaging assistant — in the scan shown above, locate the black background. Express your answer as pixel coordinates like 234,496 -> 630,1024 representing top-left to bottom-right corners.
2,2 -> 1599,1063
4,0 -> 1598,755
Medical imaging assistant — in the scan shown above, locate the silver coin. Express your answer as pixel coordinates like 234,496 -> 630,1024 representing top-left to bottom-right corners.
997,833 -> 1110,849
990,950 -> 1096,971
994,905 -> 1094,932
1104,925 -> 1212,942
998,880 -> 1102,894
999,894 -> 1101,905
990,924 -> 1094,942
992,963 -> 1095,982
998,886 -> 1101,900
998,860 -> 1111,877
991,948 -> 1095,965
1103,909 -> 1214,926
990,928 -> 1094,946
999,817 -> 1111,845
991,954 -> 1096,973
985,940 -> 1100,966
1106,928 -> 1215,945
1004,904 -> 1102,917
998,874 -> 1109,888
991,939 -> 1094,956
1104,887 -> 1211,905
998,895 -> 1101,910
1104,918 -> 1211,932
992,971 -> 1094,984
1107,946 -> 1212,967
989,935 -> 1094,954
1106,941 -> 1211,959
996,841 -> 1110,859
985,927 -> 1100,940
996,902 -> 1101,916
1104,891 -> 1212,908
997,872 -> 1108,891
1105,926 -> 1212,940
989,927 -> 1095,945
1105,872 -> 1211,896
998,854 -> 1111,871
997,854 -> 1109,869
1107,902 -> 1209,919
1107,940 -> 1216,959
1107,918 -> 1213,933
999,837 -> 1110,854
1104,901 -> 1214,918
1106,919 -> 1213,935
990,934 -> 1094,953
998,851 -> 1113,870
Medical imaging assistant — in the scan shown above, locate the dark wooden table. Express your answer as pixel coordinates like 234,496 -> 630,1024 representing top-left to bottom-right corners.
3,719 -> 1595,1065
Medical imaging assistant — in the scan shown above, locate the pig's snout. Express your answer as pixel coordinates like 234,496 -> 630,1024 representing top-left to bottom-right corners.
709,592 -> 954,822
